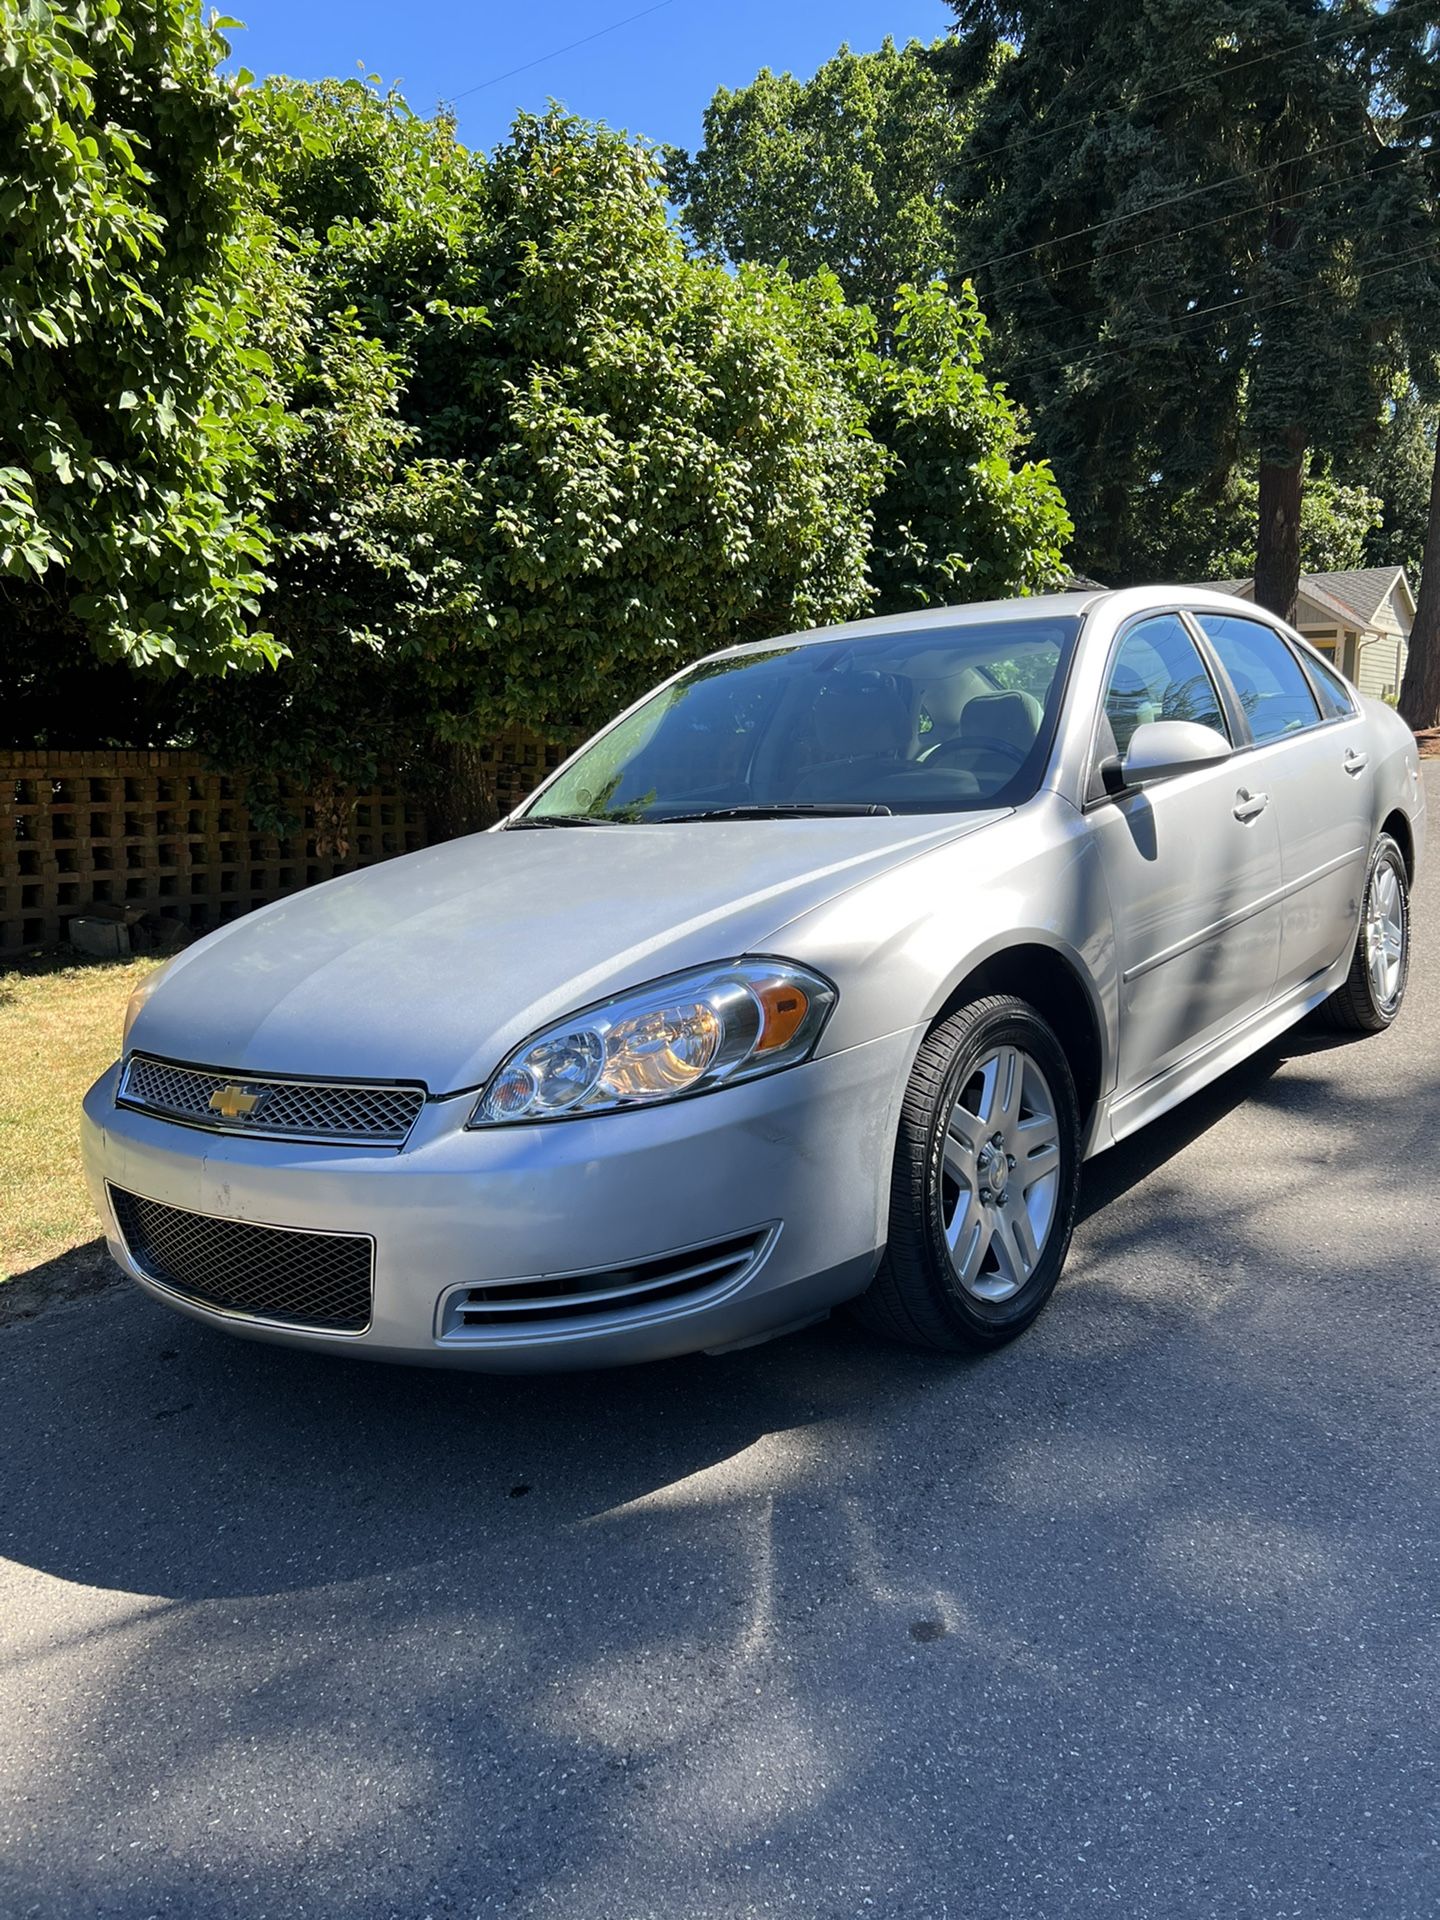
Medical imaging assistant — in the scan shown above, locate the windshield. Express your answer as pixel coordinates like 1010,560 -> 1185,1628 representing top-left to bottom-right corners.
520,617 -> 1083,823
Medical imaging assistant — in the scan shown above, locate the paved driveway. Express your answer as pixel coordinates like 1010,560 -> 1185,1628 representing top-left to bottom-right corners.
3,769 -> 1437,1920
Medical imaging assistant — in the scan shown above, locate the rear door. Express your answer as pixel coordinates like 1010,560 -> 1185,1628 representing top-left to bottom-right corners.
1191,612 -> 1372,999
1085,613 -> 1284,1095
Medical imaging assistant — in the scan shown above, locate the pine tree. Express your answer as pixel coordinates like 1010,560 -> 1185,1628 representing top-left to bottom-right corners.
940,0 -> 1440,620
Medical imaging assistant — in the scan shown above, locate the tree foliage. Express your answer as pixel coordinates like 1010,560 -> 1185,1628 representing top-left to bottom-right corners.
1344,390 -> 1436,583
864,281 -> 1071,607
1119,460 -> 1382,584
665,38 -> 984,320
3,30 -> 1074,783
940,0 -> 1440,615
0,0 -> 276,678
193,92 -> 894,789
195,88 -> 1070,795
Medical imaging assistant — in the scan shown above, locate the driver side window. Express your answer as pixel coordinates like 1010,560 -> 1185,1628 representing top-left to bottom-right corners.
1097,616 -> 1229,779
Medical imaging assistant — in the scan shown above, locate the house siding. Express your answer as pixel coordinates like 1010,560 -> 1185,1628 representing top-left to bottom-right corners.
1354,631 -> 1403,703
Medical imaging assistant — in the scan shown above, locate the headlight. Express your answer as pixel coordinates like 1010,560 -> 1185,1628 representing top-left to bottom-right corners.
468,959 -> 836,1127
121,955 -> 177,1053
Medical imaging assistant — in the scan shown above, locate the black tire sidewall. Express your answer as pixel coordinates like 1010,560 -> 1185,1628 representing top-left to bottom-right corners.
916,1003 -> 1081,1342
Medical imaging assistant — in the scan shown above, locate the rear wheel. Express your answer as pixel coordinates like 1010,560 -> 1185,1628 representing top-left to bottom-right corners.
1318,833 -> 1410,1034
854,995 -> 1081,1352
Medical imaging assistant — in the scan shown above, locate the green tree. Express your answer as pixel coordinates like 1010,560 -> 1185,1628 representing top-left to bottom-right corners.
865,281 -> 1070,607
1371,16 -> 1440,730
198,93 -> 893,819
941,0 -> 1440,619
1343,390 -> 1436,583
1132,461 -> 1383,584
0,0 -> 277,705
665,38 -> 984,321
192,88 -> 1071,822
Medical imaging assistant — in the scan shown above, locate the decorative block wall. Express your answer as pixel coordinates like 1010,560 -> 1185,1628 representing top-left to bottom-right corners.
0,751 -> 429,957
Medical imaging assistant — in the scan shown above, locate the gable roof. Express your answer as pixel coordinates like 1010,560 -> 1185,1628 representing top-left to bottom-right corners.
1302,567 -> 1409,627
1186,566 -> 1413,632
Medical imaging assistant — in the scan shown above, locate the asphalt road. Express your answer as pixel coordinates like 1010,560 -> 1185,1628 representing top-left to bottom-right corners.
3,769 -> 1438,1920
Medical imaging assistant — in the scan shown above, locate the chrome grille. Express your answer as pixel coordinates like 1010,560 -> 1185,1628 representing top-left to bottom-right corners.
110,1187 -> 373,1333
119,1055 -> 425,1147
440,1230 -> 771,1339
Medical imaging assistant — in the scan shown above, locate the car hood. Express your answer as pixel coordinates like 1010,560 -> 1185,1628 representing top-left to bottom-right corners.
128,813 -> 1007,1094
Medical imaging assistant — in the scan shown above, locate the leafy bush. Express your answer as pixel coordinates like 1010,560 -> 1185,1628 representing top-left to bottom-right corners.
0,0 -> 275,673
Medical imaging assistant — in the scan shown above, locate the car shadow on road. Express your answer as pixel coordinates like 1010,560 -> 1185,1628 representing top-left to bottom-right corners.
0,1012 -> 1395,1614
2,1003 -> 1437,1919
1076,1016 -> 1367,1221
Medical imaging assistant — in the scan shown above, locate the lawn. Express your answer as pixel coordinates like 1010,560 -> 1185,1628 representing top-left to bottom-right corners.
0,954 -> 158,1284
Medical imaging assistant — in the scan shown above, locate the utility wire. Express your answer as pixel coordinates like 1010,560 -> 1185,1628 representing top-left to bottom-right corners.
1002,240 -> 1438,381
960,0 -> 1435,172
450,0 -> 685,104
983,147 -> 1417,305
959,106 -> 1439,278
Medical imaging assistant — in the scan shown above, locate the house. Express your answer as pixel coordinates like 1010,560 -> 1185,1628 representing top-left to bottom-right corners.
1196,566 -> 1414,703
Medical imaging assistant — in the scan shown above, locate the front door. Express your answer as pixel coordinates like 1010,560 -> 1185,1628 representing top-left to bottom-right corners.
1085,614 -> 1285,1098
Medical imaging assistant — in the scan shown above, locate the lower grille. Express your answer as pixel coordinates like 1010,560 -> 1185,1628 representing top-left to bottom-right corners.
110,1187 -> 373,1333
442,1229 -> 770,1338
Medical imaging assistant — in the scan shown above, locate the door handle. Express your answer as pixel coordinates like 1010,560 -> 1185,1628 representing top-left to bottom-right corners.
1233,788 -> 1269,822
1343,749 -> 1369,776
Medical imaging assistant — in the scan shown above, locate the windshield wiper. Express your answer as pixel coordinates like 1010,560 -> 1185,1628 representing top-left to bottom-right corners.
503,813 -> 617,829
658,802 -> 894,821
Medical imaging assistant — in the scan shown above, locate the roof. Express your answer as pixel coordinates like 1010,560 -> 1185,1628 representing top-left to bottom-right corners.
722,584 -> 1261,658
1303,567 -> 1412,627
1188,566 -> 1413,631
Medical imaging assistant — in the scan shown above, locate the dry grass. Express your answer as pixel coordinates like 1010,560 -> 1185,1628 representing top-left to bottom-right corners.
1,953 -> 159,1283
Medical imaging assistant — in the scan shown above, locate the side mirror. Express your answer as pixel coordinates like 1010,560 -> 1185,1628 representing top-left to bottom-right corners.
1110,719 -> 1232,791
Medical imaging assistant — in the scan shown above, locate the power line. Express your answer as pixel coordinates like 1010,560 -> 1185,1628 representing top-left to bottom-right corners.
959,106 -> 1438,279
984,147 -> 1417,305
1002,240 -> 1439,381
449,0 -> 685,105
960,0 -> 1435,174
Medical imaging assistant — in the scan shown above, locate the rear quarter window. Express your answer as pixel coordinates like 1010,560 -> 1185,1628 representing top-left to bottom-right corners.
1304,651 -> 1359,720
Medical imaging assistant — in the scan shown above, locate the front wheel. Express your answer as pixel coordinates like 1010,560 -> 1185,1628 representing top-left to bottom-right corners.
854,994 -> 1082,1352
1318,833 -> 1410,1034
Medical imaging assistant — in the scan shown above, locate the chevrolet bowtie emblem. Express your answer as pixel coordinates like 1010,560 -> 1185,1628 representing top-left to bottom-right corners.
209,1084 -> 262,1120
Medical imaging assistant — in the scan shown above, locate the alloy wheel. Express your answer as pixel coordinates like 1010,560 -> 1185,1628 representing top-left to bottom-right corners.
938,1045 -> 1062,1303
1365,858 -> 1406,1012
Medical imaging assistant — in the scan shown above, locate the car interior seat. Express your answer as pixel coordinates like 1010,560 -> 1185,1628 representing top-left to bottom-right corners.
788,673 -> 913,802
923,688 -> 1045,784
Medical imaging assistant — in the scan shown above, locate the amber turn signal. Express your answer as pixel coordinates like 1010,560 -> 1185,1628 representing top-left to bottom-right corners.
753,980 -> 810,1052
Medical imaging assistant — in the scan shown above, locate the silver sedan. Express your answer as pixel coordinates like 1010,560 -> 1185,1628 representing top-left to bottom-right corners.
82,587 -> 1425,1369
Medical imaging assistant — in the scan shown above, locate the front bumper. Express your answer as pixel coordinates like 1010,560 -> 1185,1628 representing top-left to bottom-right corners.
81,1032 -> 914,1370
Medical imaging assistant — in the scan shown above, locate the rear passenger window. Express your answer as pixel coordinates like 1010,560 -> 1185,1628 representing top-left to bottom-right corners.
1305,651 -> 1358,720
1099,614 -> 1228,759
1194,614 -> 1322,742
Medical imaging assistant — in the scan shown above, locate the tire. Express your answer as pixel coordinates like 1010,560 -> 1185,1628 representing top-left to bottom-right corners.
853,994 -> 1082,1353
1318,833 -> 1410,1035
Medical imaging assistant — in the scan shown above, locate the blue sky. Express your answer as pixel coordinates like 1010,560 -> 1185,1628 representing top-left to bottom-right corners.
222,1 -> 954,155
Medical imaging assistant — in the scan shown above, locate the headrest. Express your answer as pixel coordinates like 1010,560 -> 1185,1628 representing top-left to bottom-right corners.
960,689 -> 1044,755
923,667 -> 987,730
811,672 -> 910,758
